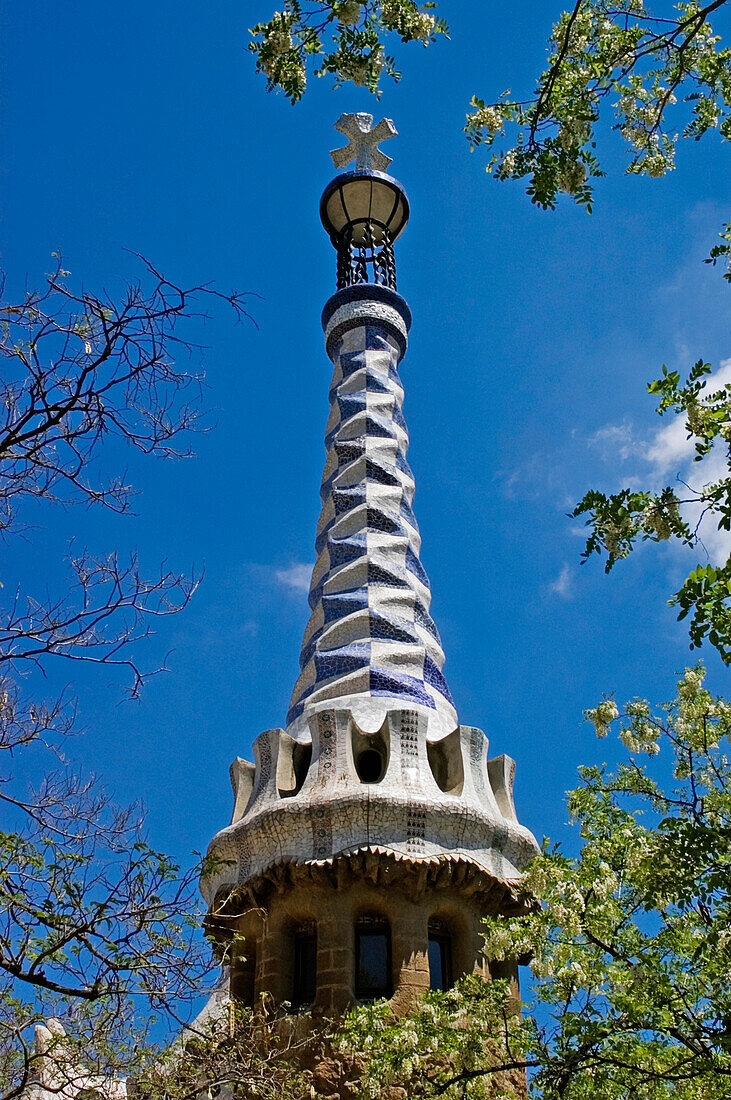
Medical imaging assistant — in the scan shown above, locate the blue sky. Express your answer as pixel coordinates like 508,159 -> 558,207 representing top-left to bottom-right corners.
2,0 -> 729,875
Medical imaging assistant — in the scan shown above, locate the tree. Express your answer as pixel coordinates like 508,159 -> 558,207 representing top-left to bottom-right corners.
248,2 -> 448,102
249,0 -> 729,208
573,360 -> 731,663
135,1001 -> 314,1100
0,256 -> 255,1100
338,663 -> 731,1098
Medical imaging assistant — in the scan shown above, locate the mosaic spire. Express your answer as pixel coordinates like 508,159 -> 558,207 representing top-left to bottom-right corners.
286,117 -> 457,738
286,288 -> 457,736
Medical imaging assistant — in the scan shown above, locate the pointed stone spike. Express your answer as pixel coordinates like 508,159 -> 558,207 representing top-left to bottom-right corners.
229,756 -> 255,825
487,754 -> 519,823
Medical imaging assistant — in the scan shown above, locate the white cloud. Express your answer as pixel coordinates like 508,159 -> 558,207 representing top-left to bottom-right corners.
591,358 -> 731,564
274,562 -> 313,594
643,414 -> 694,476
548,563 -> 574,599
588,420 -> 641,464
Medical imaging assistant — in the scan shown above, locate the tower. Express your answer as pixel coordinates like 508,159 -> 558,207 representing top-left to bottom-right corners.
202,114 -> 538,1024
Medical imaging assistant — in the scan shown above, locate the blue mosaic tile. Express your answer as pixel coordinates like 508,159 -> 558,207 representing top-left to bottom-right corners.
286,310 -> 457,733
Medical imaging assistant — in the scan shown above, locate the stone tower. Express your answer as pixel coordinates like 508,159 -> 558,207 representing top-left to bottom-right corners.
202,114 -> 538,1021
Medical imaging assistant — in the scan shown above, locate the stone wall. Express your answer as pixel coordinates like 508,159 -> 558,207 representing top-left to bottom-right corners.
218,853 -> 524,1018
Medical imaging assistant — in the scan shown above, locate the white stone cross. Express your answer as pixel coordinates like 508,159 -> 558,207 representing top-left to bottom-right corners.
330,112 -> 397,173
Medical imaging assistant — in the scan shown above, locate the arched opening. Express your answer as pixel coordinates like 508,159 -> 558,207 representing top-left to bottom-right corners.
292,742 -> 312,793
356,748 -> 385,783
278,735 -> 312,799
352,724 -> 389,784
428,918 -> 453,991
427,728 -> 464,795
292,921 -> 317,1009
355,914 -> 392,999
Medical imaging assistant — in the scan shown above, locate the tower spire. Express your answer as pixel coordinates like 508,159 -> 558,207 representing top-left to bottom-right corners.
287,114 -> 456,739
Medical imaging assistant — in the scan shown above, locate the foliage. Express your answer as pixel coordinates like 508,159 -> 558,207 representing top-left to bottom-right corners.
705,217 -> 731,280
465,0 -> 731,211
0,257 -> 253,1100
574,359 -> 731,662
136,999 -> 313,1100
339,978 -> 531,1098
0,256 -> 251,697
0,778 -> 208,1100
248,1 -> 447,102
339,664 -> 731,1098
249,1 -> 729,209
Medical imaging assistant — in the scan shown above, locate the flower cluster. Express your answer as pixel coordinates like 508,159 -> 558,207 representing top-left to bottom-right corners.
678,664 -> 705,698
251,11 -> 307,100
380,0 -> 436,42
584,698 -> 618,737
468,103 -> 504,137
336,0 -> 362,24
556,160 -> 587,194
642,496 -> 680,540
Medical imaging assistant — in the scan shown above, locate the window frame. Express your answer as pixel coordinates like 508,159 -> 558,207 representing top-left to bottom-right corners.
354,917 -> 392,1000
427,926 -> 453,992
292,925 -> 317,1009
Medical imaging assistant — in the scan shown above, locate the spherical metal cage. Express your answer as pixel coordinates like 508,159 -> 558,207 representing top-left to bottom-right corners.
321,170 -> 410,247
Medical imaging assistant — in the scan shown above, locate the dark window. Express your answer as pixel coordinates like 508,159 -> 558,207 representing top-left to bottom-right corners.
355,748 -> 385,783
355,918 -> 392,999
428,929 -> 452,991
231,944 -> 256,1006
293,928 -> 317,1008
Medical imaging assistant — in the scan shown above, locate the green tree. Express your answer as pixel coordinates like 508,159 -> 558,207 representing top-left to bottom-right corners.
339,664 -> 731,1098
250,0 -> 729,213
249,2 -> 447,102
573,360 -> 731,662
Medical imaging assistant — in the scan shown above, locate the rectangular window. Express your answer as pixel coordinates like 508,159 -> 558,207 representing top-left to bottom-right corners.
428,932 -> 452,991
355,923 -> 392,998
232,946 -> 256,1007
293,932 -> 317,1008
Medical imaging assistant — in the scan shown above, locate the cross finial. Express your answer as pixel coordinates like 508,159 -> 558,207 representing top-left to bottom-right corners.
330,112 -> 397,173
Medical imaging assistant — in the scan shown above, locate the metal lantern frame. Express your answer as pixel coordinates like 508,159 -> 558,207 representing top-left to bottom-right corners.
320,170 -> 410,292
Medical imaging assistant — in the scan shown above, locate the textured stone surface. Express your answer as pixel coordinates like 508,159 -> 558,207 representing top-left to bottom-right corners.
330,113 -> 397,173
216,857 -> 518,1014
202,707 -> 538,905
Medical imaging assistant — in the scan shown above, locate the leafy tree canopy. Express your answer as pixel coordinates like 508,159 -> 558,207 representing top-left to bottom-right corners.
250,1 -> 730,213
339,664 -> 731,1098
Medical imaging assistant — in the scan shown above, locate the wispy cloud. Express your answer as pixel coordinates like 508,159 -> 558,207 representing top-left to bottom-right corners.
548,563 -> 574,599
588,420 -> 641,464
273,562 -> 313,594
589,358 -> 731,564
